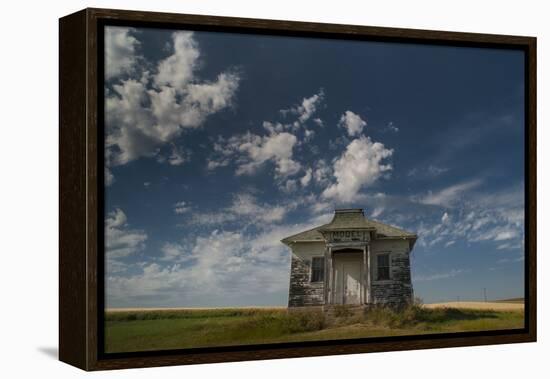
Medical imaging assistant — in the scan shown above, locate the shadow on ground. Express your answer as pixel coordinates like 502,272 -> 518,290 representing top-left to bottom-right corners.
37,346 -> 58,359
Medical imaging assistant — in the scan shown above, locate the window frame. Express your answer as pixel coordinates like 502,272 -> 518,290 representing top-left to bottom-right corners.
376,252 -> 392,281
310,256 -> 325,283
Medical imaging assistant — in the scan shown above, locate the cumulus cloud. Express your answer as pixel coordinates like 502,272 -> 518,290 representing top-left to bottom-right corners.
160,242 -> 196,262
281,179 -> 298,193
206,90 -> 327,181
313,118 -> 324,127
339,111 -> 367,137
313,159 -> 331,185
157,145 -> 191,166
228,193 -> 288,222
105,167 -> 115,186
280,89 -> 324,124
322,136 -> 393,202
300,168 -> 312,187
106,212 -> 334,307
105,31 -> 240,172
304,129 -> 315,142
107,229 -> 289,307
212,131 -> 301,177
105,208 -> 147,274
154,32 -> 199,89
105,27 -> 140,80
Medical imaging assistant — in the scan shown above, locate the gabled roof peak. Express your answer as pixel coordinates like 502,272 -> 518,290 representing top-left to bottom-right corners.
334,208 -> 364,214
281,208 -> 417,245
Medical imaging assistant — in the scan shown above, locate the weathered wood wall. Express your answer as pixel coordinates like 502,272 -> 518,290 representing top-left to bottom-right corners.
288,255 -> 325,307
287,242 -> 325,307
288,239 -> 413,307
371,251 -> 413,306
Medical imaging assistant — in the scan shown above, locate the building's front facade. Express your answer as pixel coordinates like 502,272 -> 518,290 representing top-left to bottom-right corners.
282,209 -> 417,308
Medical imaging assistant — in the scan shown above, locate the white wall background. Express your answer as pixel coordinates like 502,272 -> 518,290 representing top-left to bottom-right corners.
0,0 -> 546,377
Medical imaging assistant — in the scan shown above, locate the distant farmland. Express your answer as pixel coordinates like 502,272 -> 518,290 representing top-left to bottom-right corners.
104,303 -> 524,353
424,301 -> 524,311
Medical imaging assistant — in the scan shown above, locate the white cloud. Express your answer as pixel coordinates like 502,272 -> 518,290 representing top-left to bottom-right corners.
224,132 -> 301,177
228,193 -> 287,222
313,159 -> 331,185
281,179 -> 298,193
262,121 -> 286,134
304,129 -> 315,142
414,269 -> 468,282
154,32 -> 199,90
408,165 -> 449,178
160,242 -> 196,262
416,179 -> 482,207
471,226 -> 520,242
106,212 -> 334,307
105,208 -> 147,261
313,118 -> 324,127
280,90 -> 324,124
105,31 -> 240,168
105,27 -> 140,80
496,255 -> 524,264
105,167 -> 115,186
160,145 -> 190,166
328,135 -> 351,151
206,90 -> 327,179
206,159 -> 229,170
189,193 -> 289,226
339,111 -> 367,137
300,168 -> 312,187
386,121 -> 399,133
107,229 -> 290,307
173,201 -> 190,214
322,136 -> 393,202
413,184 -> 525,250
371,207 -> 384,218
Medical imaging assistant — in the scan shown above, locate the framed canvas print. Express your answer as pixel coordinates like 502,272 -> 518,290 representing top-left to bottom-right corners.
59,8 -> 536,371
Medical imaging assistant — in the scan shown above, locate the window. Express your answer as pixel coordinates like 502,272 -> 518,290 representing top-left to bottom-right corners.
377,254 -> 391,281
311,257 -> 325,282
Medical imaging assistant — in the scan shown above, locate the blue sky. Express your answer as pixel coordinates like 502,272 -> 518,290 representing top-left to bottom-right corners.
104,26 -> 525,308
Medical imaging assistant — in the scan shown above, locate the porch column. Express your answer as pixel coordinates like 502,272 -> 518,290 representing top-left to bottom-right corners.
324,246 -> 332,305
366,242 -> 372,303
328,247 -> 333,304
362,245 -> 367,304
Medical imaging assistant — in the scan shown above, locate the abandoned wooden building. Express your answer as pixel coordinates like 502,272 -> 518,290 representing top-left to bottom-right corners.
281,209 -> 417,308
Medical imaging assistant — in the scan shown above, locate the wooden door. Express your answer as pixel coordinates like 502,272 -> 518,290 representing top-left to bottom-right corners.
333,258 -> 362,305
343,263 -> 361,304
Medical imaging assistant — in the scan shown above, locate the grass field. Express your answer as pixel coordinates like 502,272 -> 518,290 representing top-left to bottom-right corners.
104,303 -> 524,353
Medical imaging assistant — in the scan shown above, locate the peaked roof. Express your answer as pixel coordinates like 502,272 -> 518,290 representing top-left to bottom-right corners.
281,209 -> 416,245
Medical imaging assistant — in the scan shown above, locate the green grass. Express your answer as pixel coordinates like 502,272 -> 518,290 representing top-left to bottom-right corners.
104,306 -> 524,353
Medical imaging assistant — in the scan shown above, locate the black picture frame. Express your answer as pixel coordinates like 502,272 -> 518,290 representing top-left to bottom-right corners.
59,7 -> 536,371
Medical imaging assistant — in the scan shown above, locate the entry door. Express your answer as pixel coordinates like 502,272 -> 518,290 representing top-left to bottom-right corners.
333,260 -> 362,305
343,263 -> 361,304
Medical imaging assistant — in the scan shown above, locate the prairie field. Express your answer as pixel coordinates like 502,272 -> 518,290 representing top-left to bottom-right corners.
104,303 -> 524,353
